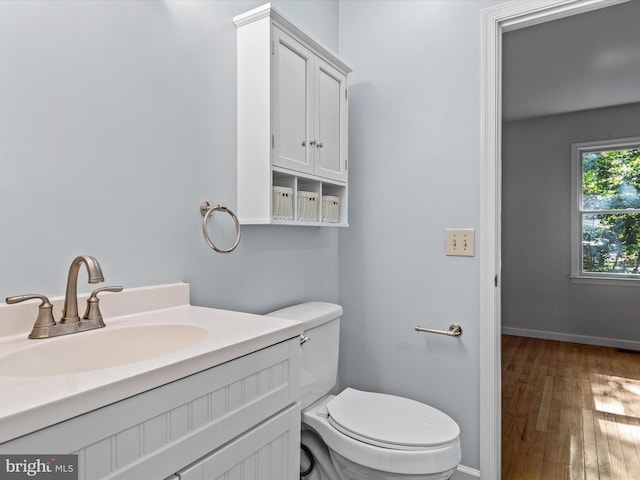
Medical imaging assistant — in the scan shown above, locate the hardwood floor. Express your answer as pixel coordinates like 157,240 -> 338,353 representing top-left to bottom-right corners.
502,335 -> 640,480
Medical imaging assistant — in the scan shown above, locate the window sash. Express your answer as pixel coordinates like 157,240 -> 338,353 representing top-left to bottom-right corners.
581,209 -> 640,215
580,212 -> 640,275
571,137 -> 640,282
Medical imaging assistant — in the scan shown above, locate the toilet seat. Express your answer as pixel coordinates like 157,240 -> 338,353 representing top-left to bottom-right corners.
303,394 -> 461,476
327,388 -> 460,451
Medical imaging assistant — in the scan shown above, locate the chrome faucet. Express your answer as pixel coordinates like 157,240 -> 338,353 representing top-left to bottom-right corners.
5,255 -> 122,339
60,255 -> 104,324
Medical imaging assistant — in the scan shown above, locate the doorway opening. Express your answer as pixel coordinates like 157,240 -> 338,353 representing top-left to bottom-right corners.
480,1 -> 633,478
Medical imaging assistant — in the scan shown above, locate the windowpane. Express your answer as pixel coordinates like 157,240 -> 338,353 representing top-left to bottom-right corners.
582,148 -> 640,210
582,213 -> 640,274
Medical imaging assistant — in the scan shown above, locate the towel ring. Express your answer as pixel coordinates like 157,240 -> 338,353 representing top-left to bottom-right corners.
200,201 -> 241,253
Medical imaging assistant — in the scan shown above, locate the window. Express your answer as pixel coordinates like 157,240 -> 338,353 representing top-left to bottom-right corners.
572,137 -> 640,283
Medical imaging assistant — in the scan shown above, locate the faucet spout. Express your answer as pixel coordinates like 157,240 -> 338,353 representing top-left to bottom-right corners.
60,255 -> 104,324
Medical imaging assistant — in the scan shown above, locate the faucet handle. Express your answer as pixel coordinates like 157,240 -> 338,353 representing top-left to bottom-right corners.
83,286 -> 123,325
5,294 -> 57,339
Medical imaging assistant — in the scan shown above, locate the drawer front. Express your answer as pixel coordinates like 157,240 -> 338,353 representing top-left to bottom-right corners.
0,338 -> 300,480
178,403 -> 301,480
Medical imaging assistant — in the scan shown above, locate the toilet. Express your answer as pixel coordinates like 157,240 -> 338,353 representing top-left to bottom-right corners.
268,302 -> 461,480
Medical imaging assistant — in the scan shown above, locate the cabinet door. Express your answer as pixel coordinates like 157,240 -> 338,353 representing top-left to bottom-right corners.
272,27 -> 314,175
177,404 -> 300,480
314,58 -> 347,182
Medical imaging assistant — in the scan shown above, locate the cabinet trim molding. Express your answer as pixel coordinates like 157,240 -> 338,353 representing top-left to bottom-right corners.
233,3 -> 352,74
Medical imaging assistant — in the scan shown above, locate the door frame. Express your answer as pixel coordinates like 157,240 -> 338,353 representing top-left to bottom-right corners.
479,1 -> 629,478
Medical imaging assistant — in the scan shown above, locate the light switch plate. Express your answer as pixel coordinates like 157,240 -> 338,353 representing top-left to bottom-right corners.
445,228 -> 475,256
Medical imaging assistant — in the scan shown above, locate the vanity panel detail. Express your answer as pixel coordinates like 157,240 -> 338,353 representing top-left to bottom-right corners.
0,338 -> 301,480
235,4 -> 351,226
177,404 -> 300,480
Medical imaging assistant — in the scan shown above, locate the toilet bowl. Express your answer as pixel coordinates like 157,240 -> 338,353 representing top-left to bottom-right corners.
304,392 -> 460,480
268,302 -> 461,480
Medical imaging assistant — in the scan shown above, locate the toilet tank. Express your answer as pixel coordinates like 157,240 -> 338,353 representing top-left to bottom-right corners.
267,302 -> 342,409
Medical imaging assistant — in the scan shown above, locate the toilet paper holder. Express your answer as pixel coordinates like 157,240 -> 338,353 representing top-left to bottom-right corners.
415,324 -> 462,337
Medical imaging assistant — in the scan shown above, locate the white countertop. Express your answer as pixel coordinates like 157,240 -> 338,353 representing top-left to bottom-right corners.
0,284 -> 303,444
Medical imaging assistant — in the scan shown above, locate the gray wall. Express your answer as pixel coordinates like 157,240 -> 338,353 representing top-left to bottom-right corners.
502,0 -> 640,122
502,102 -> 640,343
338,0 -> 502,470
0,0 -> 339,314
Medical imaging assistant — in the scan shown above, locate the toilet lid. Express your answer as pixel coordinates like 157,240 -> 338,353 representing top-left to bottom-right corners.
327,388 -> 460,450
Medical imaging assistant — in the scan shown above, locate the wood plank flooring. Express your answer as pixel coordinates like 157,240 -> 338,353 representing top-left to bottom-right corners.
502,335 -> 640,480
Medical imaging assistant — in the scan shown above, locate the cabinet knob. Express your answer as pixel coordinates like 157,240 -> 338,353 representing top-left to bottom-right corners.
309,140 -> 316,146
301,140 -> 306,147
316,142 -> 323,148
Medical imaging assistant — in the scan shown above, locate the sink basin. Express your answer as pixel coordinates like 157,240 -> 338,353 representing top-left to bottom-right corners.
0,324 -> 208,377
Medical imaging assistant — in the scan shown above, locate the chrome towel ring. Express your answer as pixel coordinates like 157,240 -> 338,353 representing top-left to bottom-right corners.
200,201 -> 241,253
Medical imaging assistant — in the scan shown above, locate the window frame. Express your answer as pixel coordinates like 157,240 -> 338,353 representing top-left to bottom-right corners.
571,136 -> 640,285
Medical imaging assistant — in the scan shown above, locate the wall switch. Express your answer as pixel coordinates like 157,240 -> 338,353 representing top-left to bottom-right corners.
445,228 -> 475,256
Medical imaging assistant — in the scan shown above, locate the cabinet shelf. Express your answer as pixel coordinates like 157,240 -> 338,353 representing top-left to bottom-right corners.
235,3 -> 351,227
271,170 -> 348,226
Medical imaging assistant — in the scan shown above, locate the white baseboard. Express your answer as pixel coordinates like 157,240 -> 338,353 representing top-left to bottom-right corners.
501,326 -> 640,351
454,464 -> 480,479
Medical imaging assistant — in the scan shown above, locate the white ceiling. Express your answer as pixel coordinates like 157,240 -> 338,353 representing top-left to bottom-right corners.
502,0 -> 640,122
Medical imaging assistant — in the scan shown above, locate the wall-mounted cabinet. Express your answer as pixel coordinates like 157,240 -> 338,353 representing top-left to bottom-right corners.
234,4 -> 352,226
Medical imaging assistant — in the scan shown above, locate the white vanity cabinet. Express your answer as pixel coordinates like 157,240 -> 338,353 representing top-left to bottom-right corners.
235,4 -> 352,226
0,338 -> 301,480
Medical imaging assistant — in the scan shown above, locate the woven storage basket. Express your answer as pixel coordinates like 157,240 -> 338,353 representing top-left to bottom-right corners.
322,195 -> 340,223
272,186 -> 293,220
297,191 -> 319,221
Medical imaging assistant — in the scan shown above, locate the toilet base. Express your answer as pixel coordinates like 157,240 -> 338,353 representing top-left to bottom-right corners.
329,450 -> 456,480
301,429 -> 341,480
